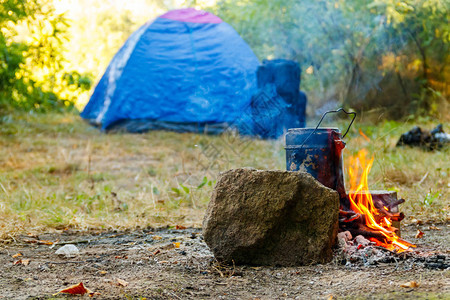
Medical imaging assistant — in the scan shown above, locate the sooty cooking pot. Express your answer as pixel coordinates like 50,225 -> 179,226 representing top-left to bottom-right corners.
285,108 -> 356,201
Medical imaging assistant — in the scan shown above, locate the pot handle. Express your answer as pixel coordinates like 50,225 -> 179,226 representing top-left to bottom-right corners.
298,108 -> 356,149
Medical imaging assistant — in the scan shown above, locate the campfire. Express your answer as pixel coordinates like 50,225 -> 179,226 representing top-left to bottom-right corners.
339,149 -> 415,252
285,109 -> 415,254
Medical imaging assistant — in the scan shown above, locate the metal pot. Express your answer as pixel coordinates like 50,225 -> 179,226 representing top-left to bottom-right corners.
285,108 -> 356,201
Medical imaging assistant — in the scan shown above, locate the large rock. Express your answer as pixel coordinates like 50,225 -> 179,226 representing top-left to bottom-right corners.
203,168 -> 339,266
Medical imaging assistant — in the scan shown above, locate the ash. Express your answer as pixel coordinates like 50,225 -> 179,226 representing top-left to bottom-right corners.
336,231 -> 397,266
336,231 -> 449,269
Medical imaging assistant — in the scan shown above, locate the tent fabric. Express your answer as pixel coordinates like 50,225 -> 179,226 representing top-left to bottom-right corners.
159,7 -> 222,23
81,8 -> 260,132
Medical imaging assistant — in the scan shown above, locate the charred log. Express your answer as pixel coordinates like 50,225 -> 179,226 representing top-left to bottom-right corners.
340,223 -> 388,241
339,190 -> 405,243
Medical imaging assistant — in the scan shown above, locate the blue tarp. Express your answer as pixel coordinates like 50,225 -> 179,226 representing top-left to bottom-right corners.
81,8 -> 260,133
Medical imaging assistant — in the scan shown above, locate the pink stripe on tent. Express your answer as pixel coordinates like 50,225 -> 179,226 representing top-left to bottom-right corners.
159,8 -> 222,24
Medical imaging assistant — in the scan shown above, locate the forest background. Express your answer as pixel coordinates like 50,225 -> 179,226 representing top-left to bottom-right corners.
0,0 -> 448,120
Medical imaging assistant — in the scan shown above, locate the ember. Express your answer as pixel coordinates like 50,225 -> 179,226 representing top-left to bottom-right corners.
342,149 -> 415,252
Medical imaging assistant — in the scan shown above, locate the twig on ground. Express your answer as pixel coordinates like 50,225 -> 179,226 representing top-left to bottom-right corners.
55,239 -> 92,245
168,291 -> 182,300
213,266 -> 224,277
416,172 -> 429,186
0,182 -> 9,196
231,259 -> 235,277
393,256 -> 399,270
8,234 -> 17,243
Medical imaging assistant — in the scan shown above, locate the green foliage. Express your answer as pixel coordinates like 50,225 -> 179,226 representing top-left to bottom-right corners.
1,0 -> 447,118
423,190 -> 441,206
215,0 -> 449,119
0,0 -> 92,113
371,0 -> 449,115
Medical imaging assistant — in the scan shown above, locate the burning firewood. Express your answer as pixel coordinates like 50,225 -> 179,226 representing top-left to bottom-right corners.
339,149 -> 415,252
284,111 -> 414,253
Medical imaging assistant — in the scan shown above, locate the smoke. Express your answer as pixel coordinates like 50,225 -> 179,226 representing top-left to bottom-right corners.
216,0 -> 417,119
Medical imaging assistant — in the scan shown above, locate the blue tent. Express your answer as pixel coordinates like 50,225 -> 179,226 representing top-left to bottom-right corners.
81,8 -> 260,133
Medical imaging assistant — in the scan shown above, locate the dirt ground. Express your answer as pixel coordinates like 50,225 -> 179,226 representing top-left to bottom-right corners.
0,224 -> 448,300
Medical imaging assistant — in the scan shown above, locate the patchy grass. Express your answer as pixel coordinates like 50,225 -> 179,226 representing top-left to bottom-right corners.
0,112 -> 448,239
347,119 -> 449,225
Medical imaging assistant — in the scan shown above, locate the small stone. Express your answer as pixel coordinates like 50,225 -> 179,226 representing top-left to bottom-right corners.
55,244 -> 80,257
337,231 -> 353,248
39,264 -> 50,272
338,231 -> 352,241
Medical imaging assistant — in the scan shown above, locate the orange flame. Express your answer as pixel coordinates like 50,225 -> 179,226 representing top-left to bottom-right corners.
348,149 -> 415,252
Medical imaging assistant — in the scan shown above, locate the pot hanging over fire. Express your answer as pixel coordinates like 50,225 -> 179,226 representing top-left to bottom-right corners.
285,109 -> 414,252
285,108 -> 356,205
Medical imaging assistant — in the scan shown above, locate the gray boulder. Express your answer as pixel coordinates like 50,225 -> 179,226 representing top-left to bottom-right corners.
203,168 -> 339,266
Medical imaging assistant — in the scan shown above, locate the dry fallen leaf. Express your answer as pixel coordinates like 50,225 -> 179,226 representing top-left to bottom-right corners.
98,270 -> 108,275
410,219 -> 423,225
12,253 -> 22,258
400,281 -> 420,288
415,230 -> 425,238
152,235 -> 162,240
175,225 -> 187,230
53,282 -> 94,296
39,240 -> 54,245
13,259 -> 30,266
116,278 -> 129,287
21,259 -> 30,266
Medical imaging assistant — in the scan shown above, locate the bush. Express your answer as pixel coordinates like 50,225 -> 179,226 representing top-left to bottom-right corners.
0,0 -> 92,114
